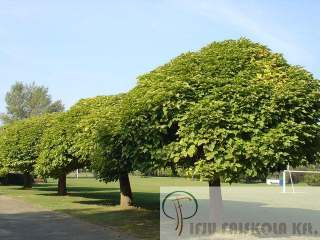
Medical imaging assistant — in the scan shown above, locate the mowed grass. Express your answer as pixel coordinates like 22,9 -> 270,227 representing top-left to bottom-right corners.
0,175 -> 206,239
1,176 -> 320,240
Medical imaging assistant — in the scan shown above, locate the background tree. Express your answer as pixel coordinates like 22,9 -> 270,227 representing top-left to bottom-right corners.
35,96 -> 114,195
80,95 -> 135,207
0,81 -> 64,124
54,94 -> 133,206
0,126 -> 9,178
0,114 -> 54,188
36,111 -> 88,195
121,38 -> 320,217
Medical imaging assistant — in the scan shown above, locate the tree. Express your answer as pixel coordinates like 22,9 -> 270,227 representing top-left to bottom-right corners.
0,127 -> 9,178
81,95 -> 134,207
0,114 -> 54,188
35,110 -> 89,195
35,96 -> 119,195
67,94 -> 134,207
0,82 -> 64,124
121,38 -> 320,217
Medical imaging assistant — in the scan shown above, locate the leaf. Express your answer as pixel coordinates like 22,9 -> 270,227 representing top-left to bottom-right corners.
187,145 -> 197,157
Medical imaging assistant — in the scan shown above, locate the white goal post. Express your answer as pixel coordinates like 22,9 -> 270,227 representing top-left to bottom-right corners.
282,169 -> 320,193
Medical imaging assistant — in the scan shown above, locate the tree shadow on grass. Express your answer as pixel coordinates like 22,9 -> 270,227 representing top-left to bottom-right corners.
31,182 -> 160,209
34,186 -> 119,193
71,191 -> 160,210
36,189 -> 160,210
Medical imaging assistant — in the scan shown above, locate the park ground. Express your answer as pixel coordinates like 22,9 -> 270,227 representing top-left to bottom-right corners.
0,175 -> 207,240
1,175 -> 320,239
0,194 -> 136,240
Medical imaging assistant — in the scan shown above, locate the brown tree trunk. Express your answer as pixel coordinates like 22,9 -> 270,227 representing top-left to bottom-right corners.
23,172 -> 33,189
209,175 -> 223,226
58,174 -> 67,196
119,173 -> 133,208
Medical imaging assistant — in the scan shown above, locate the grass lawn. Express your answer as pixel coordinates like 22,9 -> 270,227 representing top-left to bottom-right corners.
0,175 -> 207,239
1,176 -> 319,240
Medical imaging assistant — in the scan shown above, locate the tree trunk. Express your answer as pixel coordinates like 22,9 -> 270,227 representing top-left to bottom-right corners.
209,175 -> 223,226
58,174 -> 67,196
119,173 -> 133,208
23,172 -> 33,189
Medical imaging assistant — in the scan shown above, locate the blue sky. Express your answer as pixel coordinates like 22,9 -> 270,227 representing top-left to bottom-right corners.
0,0 -> 319,112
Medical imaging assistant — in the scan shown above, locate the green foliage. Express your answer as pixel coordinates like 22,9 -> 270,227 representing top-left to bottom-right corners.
304,174 -> 320,186
2,38 -> 320,189
0,81 -> 64,124
0,167 -> 9,178
35,95 -> 125,180
79,95 -> 130,182
0,114 -> 54,175
36,112 -> 87,178
72,95 -> 123,162
122,38 -> 320,183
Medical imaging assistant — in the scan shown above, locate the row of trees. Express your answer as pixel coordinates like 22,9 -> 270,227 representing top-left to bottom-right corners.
1,38 -> 320,208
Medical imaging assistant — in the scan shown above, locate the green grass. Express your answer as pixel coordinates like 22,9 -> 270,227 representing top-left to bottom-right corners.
1,176 -> 319,239
0,176 -> 207,239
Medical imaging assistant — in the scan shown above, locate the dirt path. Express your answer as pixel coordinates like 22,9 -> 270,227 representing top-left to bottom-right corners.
0,195 -> 137,240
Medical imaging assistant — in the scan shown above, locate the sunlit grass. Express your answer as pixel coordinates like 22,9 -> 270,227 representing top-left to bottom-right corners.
0,176 -> 207,239
1,175 -> 313,239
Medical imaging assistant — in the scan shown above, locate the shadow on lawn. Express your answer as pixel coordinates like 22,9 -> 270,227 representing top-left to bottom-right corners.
34,185 -> 119,193
73,191 -> 160,210
32,183 -> 160,210
37,189 -> 160,210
